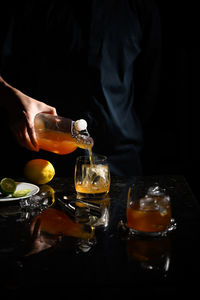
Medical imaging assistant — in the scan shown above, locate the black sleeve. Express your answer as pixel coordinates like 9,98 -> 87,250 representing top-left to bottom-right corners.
133,0 -> 162,127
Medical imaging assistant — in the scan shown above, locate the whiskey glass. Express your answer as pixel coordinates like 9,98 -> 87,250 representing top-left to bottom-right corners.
74,154 -> 110,199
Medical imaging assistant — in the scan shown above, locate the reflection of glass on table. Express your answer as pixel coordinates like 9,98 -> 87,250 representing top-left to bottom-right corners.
75,197 -> 110,229
127,236 -> 171,273
74,154 -> 110,199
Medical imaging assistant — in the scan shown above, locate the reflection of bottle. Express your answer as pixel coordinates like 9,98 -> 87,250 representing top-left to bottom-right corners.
31,207 -> 95,240
34,113 -> 94,155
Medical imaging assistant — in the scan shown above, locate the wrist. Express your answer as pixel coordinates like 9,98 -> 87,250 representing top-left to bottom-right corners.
0,77 -> 20,109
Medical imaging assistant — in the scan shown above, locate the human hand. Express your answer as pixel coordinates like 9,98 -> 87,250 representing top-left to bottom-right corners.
7,89 -> 57,151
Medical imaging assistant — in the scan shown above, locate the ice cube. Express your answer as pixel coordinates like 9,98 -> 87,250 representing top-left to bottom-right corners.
139,196 -> 159,211
158,195 -> 171,215
159,208 -> 168,216
160,195 -> 170,205
83,164 -> 108,183
91,165 -> 107,177
147,185 -> 165,196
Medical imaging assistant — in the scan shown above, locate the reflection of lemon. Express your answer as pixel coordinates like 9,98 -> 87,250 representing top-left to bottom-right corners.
24,159 -> 55,185
39,184 -> 55,205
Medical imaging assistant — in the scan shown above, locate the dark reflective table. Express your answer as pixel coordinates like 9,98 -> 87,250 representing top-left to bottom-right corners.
0,175 -> 199,296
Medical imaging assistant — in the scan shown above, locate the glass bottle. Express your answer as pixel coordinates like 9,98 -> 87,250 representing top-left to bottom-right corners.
34,113 -> 93,155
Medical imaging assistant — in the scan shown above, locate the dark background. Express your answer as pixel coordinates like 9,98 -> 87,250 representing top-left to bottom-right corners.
0,2 -> 199,199
142,1 -> 199,199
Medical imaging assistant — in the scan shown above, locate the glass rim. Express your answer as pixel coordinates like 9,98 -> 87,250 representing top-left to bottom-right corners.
76,154 -> 108,162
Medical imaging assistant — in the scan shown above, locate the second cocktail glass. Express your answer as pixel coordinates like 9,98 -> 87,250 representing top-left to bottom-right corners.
126,182 -> 175,237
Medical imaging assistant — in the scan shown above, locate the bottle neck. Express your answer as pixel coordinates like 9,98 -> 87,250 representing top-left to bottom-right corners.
72,121 -> 94,150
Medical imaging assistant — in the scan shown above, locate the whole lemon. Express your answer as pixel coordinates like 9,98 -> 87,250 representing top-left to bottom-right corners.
24,159 -> 55,184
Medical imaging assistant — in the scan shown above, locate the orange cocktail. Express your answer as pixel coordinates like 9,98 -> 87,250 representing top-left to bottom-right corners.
74,155 -> 110,198
75,181 -> 109,195
127,195 -> 172,233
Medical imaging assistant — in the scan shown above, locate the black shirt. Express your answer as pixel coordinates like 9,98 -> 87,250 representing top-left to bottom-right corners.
0,0 -> 161,177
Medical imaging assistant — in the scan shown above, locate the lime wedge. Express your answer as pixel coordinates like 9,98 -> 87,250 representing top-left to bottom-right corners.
13,189 -> 31,198
0,178 -> 16,195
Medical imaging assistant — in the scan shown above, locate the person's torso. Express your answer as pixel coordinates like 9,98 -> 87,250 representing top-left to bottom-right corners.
1,0 -> 147,175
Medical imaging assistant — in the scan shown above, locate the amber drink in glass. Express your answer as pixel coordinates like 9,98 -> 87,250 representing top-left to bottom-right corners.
127,183 -> 172,236
74,154 -> 110,199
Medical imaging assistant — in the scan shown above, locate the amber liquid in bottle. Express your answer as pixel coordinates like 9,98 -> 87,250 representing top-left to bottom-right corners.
34,113 -> 93,155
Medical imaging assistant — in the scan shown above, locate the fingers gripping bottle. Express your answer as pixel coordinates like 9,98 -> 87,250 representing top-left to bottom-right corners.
34,113 -> 94,155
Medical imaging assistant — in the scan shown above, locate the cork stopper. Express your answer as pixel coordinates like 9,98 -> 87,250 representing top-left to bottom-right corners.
74,119 -> 87,132
72,119 -> 94,149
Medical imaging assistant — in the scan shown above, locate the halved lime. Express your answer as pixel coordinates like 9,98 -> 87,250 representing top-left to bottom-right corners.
0,178 -> 16,195
13,189 -> 31,198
